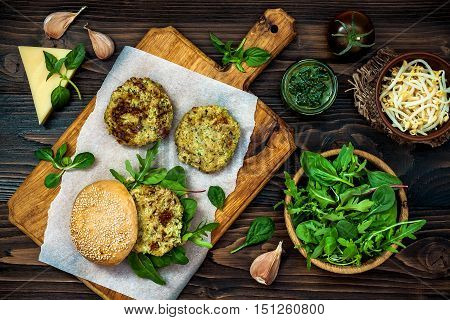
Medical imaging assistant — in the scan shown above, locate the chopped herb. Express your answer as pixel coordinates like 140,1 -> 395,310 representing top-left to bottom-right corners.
287,65 -> 332,109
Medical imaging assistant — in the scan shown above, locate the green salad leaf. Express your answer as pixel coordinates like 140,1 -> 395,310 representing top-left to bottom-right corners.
277,143 -> 425,268
208,186 -> 226,209
230,217 -> 275,253
367,170 -> 402,187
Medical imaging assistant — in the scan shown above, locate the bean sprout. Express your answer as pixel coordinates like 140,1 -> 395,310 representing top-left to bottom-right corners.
380,59 -> 449,136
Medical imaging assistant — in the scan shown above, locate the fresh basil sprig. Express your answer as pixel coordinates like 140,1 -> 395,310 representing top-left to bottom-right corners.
43,43 -> 85,110
208,185 -> 226,209
35,143 -> 95,188
277,143 -> 425,269
110,142 -> 219,285
210,33 -> 270,73
230,216 -> 275,253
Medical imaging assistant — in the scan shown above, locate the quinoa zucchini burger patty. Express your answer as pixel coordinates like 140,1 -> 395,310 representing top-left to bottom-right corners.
175,105 -> 240,173
130,185 -> 183,256
104,77 -> 173,146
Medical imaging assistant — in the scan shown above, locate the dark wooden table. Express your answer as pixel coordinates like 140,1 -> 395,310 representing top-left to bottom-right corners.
1,0 -> 449,300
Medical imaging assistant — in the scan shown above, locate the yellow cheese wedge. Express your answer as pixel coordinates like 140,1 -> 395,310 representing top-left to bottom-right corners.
18,46 -> 77,124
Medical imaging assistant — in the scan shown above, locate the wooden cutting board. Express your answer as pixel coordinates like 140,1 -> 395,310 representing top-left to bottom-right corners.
8,8 -> 296,299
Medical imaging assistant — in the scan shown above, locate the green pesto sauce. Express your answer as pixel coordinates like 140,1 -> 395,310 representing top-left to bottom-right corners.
287,64 -> 333,110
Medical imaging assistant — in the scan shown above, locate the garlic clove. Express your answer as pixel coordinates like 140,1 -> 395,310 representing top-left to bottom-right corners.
250,241 -> 283,285
43,6 -> 86,39
84,24 -> 115,60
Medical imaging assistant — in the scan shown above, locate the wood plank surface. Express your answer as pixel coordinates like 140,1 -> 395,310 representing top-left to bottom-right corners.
1,0 -> 449,300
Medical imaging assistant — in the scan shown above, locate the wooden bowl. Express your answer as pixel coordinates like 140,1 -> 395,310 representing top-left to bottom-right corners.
284,149 -> 408,274
375,52 -> 450,143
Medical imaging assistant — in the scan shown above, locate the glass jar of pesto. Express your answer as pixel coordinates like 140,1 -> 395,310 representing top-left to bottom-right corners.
281,59 -> 338,115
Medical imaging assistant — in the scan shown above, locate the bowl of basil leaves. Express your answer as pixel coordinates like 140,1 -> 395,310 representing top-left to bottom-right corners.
280,143 -> 426,274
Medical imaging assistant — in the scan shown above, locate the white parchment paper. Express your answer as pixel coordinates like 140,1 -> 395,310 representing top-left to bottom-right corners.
39,46 -> 257,300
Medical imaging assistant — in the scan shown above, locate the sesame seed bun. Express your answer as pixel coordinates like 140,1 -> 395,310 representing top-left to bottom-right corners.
70,180 -> 138,266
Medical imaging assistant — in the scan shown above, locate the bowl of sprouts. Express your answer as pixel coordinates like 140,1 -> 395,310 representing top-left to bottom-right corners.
375,52 -> 450,142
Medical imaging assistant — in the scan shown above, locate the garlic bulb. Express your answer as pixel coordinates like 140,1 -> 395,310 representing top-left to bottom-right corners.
43,6 -> 86,39
250,241 -> 282,285
84,24 -> 115,60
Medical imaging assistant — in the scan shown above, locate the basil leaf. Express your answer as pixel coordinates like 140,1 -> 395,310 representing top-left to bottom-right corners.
234,61 -> 245,73
224,40 -> 233,52
367,170 -> 402,187
35,147 -> 54,162
43,51 -> 58,73
64,43 -> 85,70
209,33 -> 226,54
230,217 -> 275,253
54,57 -> 66,73
243,47 -> 271,67
44,172 -> 62,188
46,72 -> 55,81
71,152 -> 95,169
370,185 -> 395,214
207,186 -> 226,209
51,85 -> 71,109
222,52 -> 232,65
128,252 -> 166,285
235,38 -> 246,56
